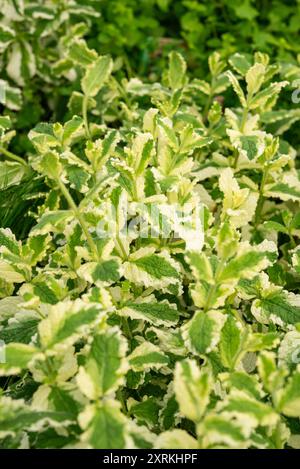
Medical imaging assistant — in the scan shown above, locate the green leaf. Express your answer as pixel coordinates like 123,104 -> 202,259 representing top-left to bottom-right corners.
229,53 -> 252,76
77,327 -> 127,399
79,400 -> 132,449
30,211 -> 73,235
216,222 -> 239,260
155,429 -> 198,449
0,24 -> 15,48
277,369 -> 300,417
249,81 -> 288,110
0,260 -> 25,283
0,162 -> 26,190
62,116 -> 83,146
234,1 -> 258,20
36,152 -> 62,180
131,132 -> 154,175
81,56 -> 113,97
265,182 -> 300,202
182,310 -> 226,356
68,39 -> 98,66
198,414 -> 249,449
174,359 -> 211,422
220,372 -> 263,400
27,234 -> 50,266
0,397 -> 73,439
78,259 -> 121,286
226,71 -> 247,107
85,130 -> 120,171
0,79 -> 22,110
30,280 -> 59,305
208,51 -> 226,76
257,352 -> 282,393
0,343 -> 40,375
0,315 -> 39,345
219,241 -> 277,283
231,134 -> 265,161
219,389 -> 279,427
0,228 -> 20,255
168,52 -> 186,90
119,297 -> 179,327
219,167 -> 259,227
129,397 -> 160,427
124,249 -> 181,294
252,290 -> 300,326
246,63 -> 265,96
246,332 -> 280,352
128,341 -> 169,372
28,124 -> 58,153
219,315 -> 247,369
38,300 -> 103,350
278,331 -> 300,369
263,221 -> 288,234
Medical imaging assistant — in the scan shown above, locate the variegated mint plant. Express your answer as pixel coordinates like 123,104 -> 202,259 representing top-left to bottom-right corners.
1,46 -> 300,449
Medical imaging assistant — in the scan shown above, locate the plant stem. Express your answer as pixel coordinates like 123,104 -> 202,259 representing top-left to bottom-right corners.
289,233 -> 297,248
233,106 -> 249,169
121,317 -> 132,349
204,258 -> 226,312
82,95 -> 91,140
33,307 -> 46,320
111,76 -> 131,107
115,236 -> 128,260
0,146 -> 27,166
233,149 -> 239,169
254,166 -> 269,227
79,174 -> 111,209
240,106 -> 248,133
57,179 -> 99,260
203,94 -> 212,122
203,77 -> 216,122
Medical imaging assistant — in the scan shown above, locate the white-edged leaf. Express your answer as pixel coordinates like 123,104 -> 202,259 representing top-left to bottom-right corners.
81,55 -> 113,97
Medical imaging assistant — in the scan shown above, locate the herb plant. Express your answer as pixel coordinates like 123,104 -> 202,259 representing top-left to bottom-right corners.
1,2 -> 300,451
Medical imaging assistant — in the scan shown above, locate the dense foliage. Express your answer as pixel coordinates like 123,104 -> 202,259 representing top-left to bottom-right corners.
1,0 -> 300,450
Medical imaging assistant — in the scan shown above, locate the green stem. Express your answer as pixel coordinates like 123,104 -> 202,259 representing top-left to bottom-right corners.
254,196 -> 264,228
233,149 -> 239,169
44,357 -> 56,384
233,106 -> 249,169
0,146 -> 27,166
204,258 -> 226,312
79,174 -> 111,209
132,179 -> 139,202
289,233 -> 297,248
82,95 -> 91,140
203,93 -> 213,123
33,307 -> 46,320
111,76 -> 131,107
121,317 -> 133,350
57,179 -> 99,260
203,77 -> 216,122
203,95 -> 212,121
123,53 -> 133,79
240,106 -> 248,133
115,236 -> 128,260
254,166 -> 269,227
